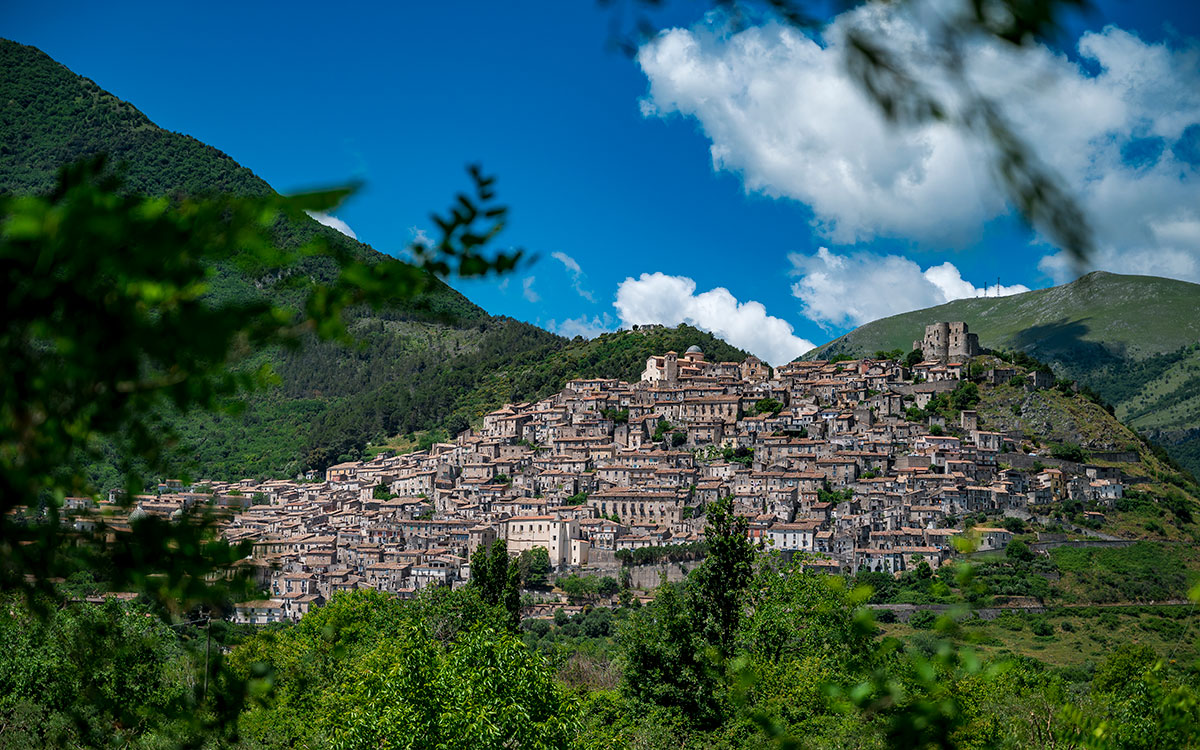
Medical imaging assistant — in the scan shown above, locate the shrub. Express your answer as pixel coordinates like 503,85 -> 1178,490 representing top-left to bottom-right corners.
908,631 -> 943,657
1031,618 -> 1056,637
908,609 -> 937,630
1050,442 -> 1088,463
1001,517 -> 1027,534
1006,539 -> 1034,561
995,612 -> 1025,631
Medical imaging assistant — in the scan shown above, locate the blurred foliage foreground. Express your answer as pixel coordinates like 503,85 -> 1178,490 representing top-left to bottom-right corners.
0,159 -> 527,744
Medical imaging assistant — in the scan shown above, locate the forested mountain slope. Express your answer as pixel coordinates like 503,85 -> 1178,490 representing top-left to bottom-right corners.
803,271 -> 1200,477
0,39 -> 749,482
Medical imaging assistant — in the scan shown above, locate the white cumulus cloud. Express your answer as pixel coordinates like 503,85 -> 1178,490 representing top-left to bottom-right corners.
637,15 -> 999,246
550,251 -> 596,302
548,313 -> 615,339
409,226 -> 434,248
522,276 -> 540,303
638,10 -> 1200,282
789,248 -> 1030,328
304,210 -> 357,240
614,272 -> 815,365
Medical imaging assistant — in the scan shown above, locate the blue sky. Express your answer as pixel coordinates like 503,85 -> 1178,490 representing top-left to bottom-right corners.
5,1 -> 1198,363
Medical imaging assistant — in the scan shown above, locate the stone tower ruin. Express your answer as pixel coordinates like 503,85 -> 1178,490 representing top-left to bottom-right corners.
913,321 -> 980,363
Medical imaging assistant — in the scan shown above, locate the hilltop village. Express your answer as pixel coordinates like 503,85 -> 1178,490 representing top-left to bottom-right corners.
102,323 -> 1127,624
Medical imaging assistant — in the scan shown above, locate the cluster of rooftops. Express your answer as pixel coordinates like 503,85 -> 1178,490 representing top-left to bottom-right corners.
75,328 -> 1126,623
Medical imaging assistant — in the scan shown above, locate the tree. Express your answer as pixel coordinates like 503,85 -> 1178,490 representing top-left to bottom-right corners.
618,581 -> 725,727
616,498 -> 758,728
754,397 -> 783,416
555,573 -> 619,604
557,574 -> 593,602
690,496 -> 756,657
739,555 -> 873,665
519,546 -> 551,588
722,445 -> 754,466
324,625 -> 578,749
950,381 -> 982,411
597,576 -> 620,598
1006,539 -> 1034,561
906,349 -> 924,367
228,589 -> 574,749
469,539 -> 522,630
1001,516 -> 1027,534
0,594 -> 204,747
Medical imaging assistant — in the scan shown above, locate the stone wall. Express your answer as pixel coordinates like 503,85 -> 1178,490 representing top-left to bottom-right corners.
1088,451 -> 1140,463
627,562 -> 692,589
888,381 -> 960,397
580,561 -> 694,590
998,452 -> 1085,473
1030,539 -> 1135,553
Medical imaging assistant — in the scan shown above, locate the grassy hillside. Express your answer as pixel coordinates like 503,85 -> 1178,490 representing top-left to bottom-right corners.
1,39 -> 750,483
804,271 -> 1200,476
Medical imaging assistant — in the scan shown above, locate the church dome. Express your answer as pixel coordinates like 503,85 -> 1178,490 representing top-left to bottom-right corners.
685,345 -> 703,354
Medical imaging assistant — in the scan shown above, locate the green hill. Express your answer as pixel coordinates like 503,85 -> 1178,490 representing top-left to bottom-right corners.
804,271 -> 1200,476
0,38 -> 748,484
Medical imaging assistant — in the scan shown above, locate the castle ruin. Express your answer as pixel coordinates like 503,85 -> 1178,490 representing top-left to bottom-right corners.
913,321 -> 980,363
